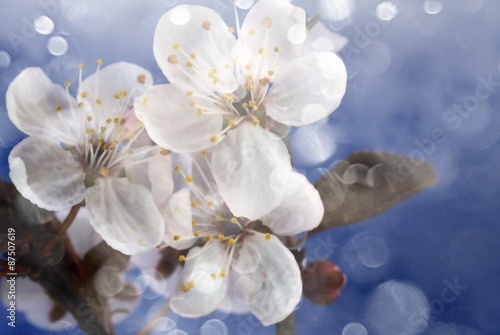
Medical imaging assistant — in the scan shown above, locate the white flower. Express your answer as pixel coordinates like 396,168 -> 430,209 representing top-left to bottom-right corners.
134,0 -> 347,220
162,151 -> 324,326
7,62 -> 172,255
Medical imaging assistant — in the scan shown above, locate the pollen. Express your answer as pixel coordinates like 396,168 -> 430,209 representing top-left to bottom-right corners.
230,217 -> 238,224
249,100 -> 257,107
246,84 -> 254,90
100,126 -> 106,132
187,61 -> 193,68
193,230 -> 200,237
206,235 -> 213,241
210,135 -> 218,143
185,175 -> 193,183
160,148 -> 170,156
262,17 -> 272,28
78,102 -> 84,108
202,20 -> 211,30
119,90 -> 128,98
245,65 -> 252,71
114,93 -> 120,99
64,81 -> 71,88
215,215 -> 223,222
188,281 -> 195,288
113,118 -> 120,124
268,70 -> 274,76
187,91 -> 194,96
168,54 -> 178,64
228,27 -> 235,33
106,118 -> 112,124
178,255 -> 186,262
191,200 -> 199,207
174,166 -> 182,173
173,43 -> 180,49
265,233 -> 271,240
78,63 -> 85,70
96,59 -> 103,65
80,91 -> 87,98
242,102 -> 249,109
55,105 -> 62,112
249,28 -> 255,35
211,273 -> 217,279
99,167 -> 109,177
190,53 -> 197,59
218,234 -> 225,241
207,200 -> 214,206
95,99 -> 102,105
180,283 -> 190,292
173,235 -> 181,241
201,150 -> 208,157
197,108 -> 204,115
137,74 -> 147,84
192,220 -> 197,226
229,120 -> 236,127
252,119 -> 260,126
228,238 -> 235,246
219,270 -> 226,277
274,47 -> 280,53
189,101 -> 196,107
86,128 -> 96,135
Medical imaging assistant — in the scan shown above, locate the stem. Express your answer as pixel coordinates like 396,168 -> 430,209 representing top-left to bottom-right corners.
136,299 -> 171,335
276,312 -> 295,335
43,204 -> 81,256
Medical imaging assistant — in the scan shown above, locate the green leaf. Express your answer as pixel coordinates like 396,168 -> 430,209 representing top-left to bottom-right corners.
311,151 -> 437,234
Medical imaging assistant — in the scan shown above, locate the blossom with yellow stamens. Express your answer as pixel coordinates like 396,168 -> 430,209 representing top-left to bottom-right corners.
7,62 -> 172,255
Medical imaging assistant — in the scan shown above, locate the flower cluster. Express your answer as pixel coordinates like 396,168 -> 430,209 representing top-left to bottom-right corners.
6,0 -> 347,326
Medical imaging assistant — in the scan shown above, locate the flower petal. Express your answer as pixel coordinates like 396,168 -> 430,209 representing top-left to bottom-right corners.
211,122 -> 292,220
304,21 -> 348,54
234,0 -> 306,79
261,172 -> 324,236
58,207 -> 102,257
9,135 -> 85,211
232,233 -> 302,326
163,187 -> 196,249
80,62 -> 153,119
170,243 -> 229,317
6,68 -> 78,143
154,5 -> 238,94
264,52 -> 347,126
85,177 -> 164,255
134,84 -> 223,152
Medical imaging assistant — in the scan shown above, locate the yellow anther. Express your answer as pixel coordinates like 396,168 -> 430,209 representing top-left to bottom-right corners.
173,235 -> 181,241
274,47 -> 280,53
248,75 -> 254,81
55,105 -> 62,112
258,47 -> 264,54
197,108 -> 204,115
218,234 -> 225,241
207,200 -> 214,207
208,71 -> 216,78
249,28 -> 255,35
206,235 -> 213,241
185,175 -> 193,183
262,17 -> 272,28
230,217 -> 238,224
265,233 -> 271,240
86,128 -> 95,135
242,102 -> 249,109
99,167 -> 109,177
178,255 -> 186,262
80,91 -> 87,98
246,84 -> 254,90
219,270 -> 226,277
119,90 -> 128,98
172,43 -> 180,49
174,166 -> 182,173
180,283 -> 190,292
191,200 -> 198,207
113,117 -> 120,124
228,238 -> 235,246
210,135 -> 218,143
228,27 -> 235,33
95,99 -> 102,105
188,281 -> 195,288
137,74 -> 147,84
193,230 -> 200,237
229,120 -> 236,127
190,53 -> 197,59
100,126 -> 106,132
202,21 -> 211,30
168,54 -> 178,64
106,118 -> 112,124
215,215 -> 223,222
160,148 -> 170,156
187,61 -> 193,68
249,100 -> 257,107
189,101 -> 196,107
201,150 -> 208,157
78,102 -> 84,108
96,59 -> 103,65
211,273 -> 217,279
268,70 -> 274,76
245,65 -> 251,71
187,91 -> 194,96
78,63 -> 85,70
64,81 -> 71,88
113,93 -> 120,99
252,119 -> 260,127
192,220 -> 197,226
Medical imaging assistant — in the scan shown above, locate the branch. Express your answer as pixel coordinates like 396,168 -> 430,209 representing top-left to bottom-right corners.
276,312 -> 295,335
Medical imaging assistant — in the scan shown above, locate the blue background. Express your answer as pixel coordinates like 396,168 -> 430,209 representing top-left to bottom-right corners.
1,0 -> 500,334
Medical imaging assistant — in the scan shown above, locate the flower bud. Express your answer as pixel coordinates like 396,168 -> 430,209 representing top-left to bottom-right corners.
302,259 -> 347,305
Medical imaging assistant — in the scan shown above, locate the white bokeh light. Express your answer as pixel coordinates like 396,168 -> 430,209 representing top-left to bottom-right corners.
34,15 -> 55,35
376,1 -> 399,21
47,36 -> 69,56
424,1 -> 444,15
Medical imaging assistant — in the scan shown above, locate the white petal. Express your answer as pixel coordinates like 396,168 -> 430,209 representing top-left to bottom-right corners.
211,122 -> 292,220
134,84 -> 223,152
264,52 -> 347,126
6,67 -> 79,143
304,21 -> 348,54
162,188 -> 196,249
232,233 -> 302,326
234,0 -> 306,78
154,5 -> 238,94
261,172 -> 324,236
80,62 -> 153,118
170,243 -> 229,317
149,152 -> 174,212
85,177 -> 164,255
9,135 -> 85,211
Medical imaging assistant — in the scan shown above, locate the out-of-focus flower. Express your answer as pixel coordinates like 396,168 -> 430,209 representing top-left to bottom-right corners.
161,151 -> 324,326
7,62 -> 171,254
135,0 -> 347,220
301,259 -> 347,305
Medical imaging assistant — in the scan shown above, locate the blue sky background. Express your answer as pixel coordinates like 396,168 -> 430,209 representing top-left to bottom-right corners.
1,0 -> 500,334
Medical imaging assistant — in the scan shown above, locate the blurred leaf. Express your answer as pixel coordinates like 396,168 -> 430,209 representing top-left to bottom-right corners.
312,151 -> 437,234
